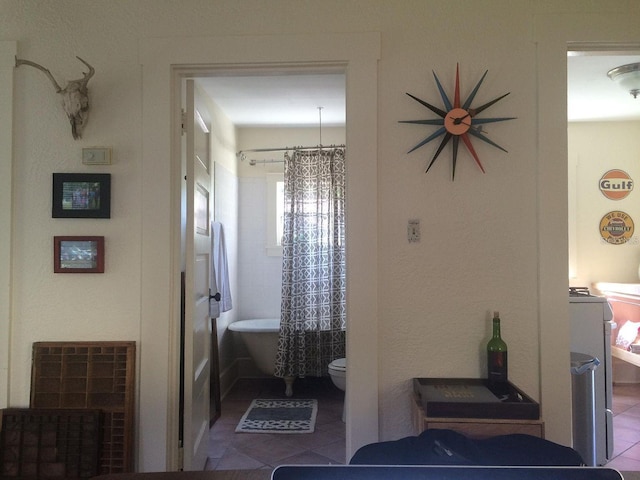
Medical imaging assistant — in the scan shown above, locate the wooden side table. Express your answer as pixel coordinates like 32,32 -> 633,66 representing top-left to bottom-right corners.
412,394 -> 545,439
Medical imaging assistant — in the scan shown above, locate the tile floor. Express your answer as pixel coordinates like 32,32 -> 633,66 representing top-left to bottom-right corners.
606,383 -> 640,471
207,379 -> 640,472
206,376 -> 345,471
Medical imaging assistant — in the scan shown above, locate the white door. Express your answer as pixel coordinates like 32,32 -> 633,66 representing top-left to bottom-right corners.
182,79 -> 212,470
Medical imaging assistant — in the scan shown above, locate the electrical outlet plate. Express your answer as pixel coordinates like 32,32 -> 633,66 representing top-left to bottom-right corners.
82,147 -> 112,165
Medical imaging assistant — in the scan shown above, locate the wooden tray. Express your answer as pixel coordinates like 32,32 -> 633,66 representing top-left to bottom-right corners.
413,377 -> 540,420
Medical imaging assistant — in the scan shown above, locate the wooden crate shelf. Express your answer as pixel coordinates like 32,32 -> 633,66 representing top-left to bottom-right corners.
0,408 -> 101,479
30,342 -> 135,474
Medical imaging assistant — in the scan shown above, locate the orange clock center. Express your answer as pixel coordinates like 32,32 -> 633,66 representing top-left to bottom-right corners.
444,108 -> 472,135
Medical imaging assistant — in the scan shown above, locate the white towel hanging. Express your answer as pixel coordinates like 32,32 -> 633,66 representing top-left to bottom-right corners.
209,221 -> 232,317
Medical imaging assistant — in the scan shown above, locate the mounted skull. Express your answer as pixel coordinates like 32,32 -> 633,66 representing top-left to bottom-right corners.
15,56 -> 95,140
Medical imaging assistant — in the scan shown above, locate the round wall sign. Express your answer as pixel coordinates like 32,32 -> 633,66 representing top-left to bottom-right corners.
599,210 -> 634,245
599,169 -> 634,200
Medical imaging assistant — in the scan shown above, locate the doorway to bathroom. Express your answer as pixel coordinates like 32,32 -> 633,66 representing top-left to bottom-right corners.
181,66 -> 348,470
141,32 -> 380,471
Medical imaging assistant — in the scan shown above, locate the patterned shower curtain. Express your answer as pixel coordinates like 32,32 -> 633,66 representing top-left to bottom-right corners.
274,147 -> 346,378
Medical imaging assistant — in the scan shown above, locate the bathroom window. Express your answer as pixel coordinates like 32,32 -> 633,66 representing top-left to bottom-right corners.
266,173 -> 284,256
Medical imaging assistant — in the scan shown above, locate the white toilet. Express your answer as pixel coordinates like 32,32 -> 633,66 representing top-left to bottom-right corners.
328,357 -> 346,390
328,357 -> 346,421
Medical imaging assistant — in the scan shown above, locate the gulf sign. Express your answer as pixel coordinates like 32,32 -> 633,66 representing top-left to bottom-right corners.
599,169 -> 634,200
600,210 -> 634,245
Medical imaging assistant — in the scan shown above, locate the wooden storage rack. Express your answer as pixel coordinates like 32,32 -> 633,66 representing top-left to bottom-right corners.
0,408 -> 101,479
30,342 -> 135,475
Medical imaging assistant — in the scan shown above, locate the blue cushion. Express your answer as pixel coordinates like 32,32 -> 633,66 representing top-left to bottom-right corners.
349,429 -> 584,466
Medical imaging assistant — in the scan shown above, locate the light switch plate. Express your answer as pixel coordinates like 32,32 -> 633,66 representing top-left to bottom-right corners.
82,147 -> 112,165
408,219 -> 420,243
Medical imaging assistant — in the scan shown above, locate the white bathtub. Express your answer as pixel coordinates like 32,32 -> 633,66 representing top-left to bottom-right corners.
228,318 -> 279,376
228,318 -> 295,395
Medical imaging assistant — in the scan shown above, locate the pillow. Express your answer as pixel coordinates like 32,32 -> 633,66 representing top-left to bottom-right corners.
616,321 -> 640,350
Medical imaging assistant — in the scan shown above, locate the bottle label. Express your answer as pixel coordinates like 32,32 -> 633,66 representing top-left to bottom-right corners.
488,351 -> 508,382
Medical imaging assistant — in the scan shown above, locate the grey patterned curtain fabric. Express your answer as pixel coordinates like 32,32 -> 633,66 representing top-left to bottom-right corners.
274,147 -> 347,378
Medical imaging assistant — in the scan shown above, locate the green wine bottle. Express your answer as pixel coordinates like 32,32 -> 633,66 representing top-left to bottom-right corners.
487,311 -> 508,393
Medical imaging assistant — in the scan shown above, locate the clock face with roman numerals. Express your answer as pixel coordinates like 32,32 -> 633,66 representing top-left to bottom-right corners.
400,64 -> 515,180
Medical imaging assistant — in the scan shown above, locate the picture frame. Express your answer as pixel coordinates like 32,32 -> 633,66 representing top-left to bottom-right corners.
54,236 -> 105,273
52,173 -> 111,218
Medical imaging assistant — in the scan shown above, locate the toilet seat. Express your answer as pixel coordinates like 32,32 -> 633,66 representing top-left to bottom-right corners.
329,358 -> 346,373
328,357 -> 346,422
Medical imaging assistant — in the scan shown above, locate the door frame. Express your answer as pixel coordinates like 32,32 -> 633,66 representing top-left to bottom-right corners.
533,13 -> 640,445
0,41 -> 17,408
140,33 -> 380,471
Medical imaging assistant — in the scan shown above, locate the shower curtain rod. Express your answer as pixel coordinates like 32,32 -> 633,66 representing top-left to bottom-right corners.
237,144 -> 345,161
247,158 -> 284,166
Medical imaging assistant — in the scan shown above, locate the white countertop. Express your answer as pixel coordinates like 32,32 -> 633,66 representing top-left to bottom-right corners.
594,282 -> 640,297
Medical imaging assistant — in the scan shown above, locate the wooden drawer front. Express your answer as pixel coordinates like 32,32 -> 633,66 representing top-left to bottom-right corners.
422,419 -> 544,439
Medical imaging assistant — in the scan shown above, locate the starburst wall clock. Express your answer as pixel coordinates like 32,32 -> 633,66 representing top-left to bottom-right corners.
400,64 -> 516,180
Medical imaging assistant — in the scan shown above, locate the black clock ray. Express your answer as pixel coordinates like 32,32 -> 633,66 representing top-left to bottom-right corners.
405,93 -> 447,118
426,132 -> 452,173
451,136 -> 460,180
470,92 -> 511,116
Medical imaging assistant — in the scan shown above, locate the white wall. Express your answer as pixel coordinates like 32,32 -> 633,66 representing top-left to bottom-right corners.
569,121 -> 640,287
3,0 -> 640,471
5,3 -> 142,409
236,176 -> 282,321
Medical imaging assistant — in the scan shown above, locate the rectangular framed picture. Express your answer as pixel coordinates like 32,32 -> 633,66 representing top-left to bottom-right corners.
52,173 -> 111,218
54,236 -> 105,273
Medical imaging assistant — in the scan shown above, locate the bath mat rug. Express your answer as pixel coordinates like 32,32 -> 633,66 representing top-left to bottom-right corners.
235,398 -> 318,434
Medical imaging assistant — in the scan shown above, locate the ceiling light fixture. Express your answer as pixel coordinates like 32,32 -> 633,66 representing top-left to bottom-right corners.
607,62 -> 640,99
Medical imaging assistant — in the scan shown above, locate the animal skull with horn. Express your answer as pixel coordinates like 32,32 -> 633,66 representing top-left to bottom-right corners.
15,56 -> 95,140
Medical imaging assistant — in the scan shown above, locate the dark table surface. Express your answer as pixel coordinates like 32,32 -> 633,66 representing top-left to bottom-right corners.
91,470 -> 272,480
90,469 -> 638,480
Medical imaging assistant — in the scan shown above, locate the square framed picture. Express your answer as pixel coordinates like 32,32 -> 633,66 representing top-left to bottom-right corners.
52,173 -> 111,218
54,236 -> 105,273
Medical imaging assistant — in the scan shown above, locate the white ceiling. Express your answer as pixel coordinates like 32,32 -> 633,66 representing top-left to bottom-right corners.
196,54 -> 640,127
568,53 -> 640,122
197,73 -> 346,127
